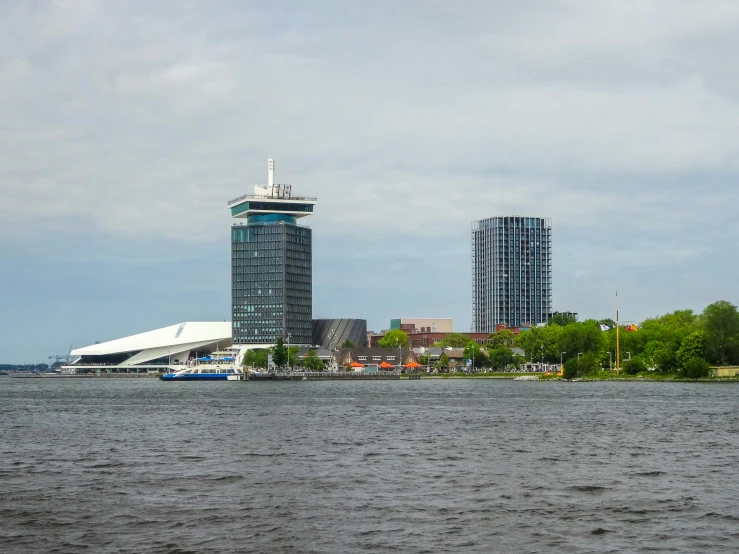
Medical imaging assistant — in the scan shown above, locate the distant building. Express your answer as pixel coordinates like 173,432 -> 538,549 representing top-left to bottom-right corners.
552,311 -> 578,322
711,366 -> 739,378
228,159 -> 317,346
312,319 -> 368,349
339,348 -> 417,370
369,331 -> 510,348
390,318 -> 453,334
472,216 -> 552,331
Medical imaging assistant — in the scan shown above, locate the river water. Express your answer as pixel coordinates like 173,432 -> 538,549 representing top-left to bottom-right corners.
1,377 -> 737,553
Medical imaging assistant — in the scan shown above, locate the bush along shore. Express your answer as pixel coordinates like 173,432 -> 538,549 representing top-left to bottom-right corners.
514,300 -> 739,380
538,371 -> 739,382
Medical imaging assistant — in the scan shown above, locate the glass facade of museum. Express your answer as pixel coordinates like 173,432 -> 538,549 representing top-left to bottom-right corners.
232,223 -> 312,345
472,216 -> 552,332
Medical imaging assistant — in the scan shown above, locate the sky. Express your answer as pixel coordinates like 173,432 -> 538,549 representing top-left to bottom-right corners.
2,0 -> 739,363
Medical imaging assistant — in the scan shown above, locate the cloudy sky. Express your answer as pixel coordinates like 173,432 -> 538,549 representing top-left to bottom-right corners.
2,0 -> 738,363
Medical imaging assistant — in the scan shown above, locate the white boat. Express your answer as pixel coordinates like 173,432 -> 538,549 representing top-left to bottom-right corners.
160,351 -> 243,381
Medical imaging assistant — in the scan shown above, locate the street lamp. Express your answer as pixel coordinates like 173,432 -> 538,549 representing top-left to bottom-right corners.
540,344 -> 544,369
560,351 -> 566,367
286,332 -> 291,370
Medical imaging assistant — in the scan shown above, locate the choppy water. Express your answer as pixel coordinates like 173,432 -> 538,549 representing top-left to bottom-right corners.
1,378 -> 738,553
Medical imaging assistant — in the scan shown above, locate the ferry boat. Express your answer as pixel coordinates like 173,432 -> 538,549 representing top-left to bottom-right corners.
159,351 -> 243,381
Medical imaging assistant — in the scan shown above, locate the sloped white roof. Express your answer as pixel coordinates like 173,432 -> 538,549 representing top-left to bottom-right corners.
71,322 -> 232,356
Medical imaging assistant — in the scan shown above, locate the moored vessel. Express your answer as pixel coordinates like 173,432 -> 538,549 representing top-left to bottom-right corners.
160,352 -> 243,381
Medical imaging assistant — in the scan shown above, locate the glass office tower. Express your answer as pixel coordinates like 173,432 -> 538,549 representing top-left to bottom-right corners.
228,159 -> 317,345
472,216 -> 552,332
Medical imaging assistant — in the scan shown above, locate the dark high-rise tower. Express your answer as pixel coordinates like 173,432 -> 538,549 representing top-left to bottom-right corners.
472,216 -> 552,331
228,159 -> 317,345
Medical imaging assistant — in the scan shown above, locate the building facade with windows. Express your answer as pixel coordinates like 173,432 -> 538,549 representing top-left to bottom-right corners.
228,159 -> 317,346
389,318 -> 453,333
472,216 -> 552,332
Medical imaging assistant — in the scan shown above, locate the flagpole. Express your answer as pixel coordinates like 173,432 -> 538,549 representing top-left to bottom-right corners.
616,291 -> 620,375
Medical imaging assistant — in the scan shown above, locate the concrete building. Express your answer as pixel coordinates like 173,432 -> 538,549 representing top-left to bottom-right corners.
390,318 -> 453,333
312,319 -> 368,350
472,216 -> 552,331
228,159 -> 317,346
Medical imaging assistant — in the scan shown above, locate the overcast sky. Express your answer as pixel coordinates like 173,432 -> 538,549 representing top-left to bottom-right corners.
2,0 -> 738,363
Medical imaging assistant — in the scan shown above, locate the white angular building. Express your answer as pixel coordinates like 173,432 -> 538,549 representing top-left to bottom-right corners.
64,322 -> 235,373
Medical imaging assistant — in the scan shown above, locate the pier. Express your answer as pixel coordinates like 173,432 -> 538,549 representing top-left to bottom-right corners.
243,371 -> 415,381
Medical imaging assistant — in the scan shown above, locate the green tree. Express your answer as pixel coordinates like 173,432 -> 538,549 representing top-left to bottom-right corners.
488,329 -> 515,348
437,352 -> 450,370
487,347 -> 514,371
301,349 -> 324,371
676,331 -> 705,369
272,337 -> 288,367
653,343 -> 679,372
463,341 -> 487,368
550,313 -> 577,326
623,357 -> 647,375
576,352 -> 600,375
559,322 -> 604,357
378,329 -> 409,348
516,325 -> 563,363
680,357 -> 710,379
701,300 -> 739,365
341,340 -> 355,349
243,349 -> 269,369
288,346 -> 299,367
562,358 -> 578,379
435,333 -> 472,348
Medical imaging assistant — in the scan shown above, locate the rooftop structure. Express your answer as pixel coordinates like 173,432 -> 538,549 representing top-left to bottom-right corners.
227,158 -> 317,224
389,318 -> 453,334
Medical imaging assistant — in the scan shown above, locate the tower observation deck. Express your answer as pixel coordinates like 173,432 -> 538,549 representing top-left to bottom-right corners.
228,159 -> 317,346
227,158 -> 317,225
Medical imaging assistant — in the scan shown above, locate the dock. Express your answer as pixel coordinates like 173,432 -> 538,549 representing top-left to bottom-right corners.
244,371 -> 414,381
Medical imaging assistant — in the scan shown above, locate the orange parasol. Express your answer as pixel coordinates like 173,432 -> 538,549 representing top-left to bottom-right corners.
350,361 -> 365,368
404,361 -> 421,368
378,361 -> 394,369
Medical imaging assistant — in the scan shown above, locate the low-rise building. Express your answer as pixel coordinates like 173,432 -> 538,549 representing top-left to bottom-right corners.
390,318 -> 453,333
711,366 -> 739,377
339,348 -> 417,371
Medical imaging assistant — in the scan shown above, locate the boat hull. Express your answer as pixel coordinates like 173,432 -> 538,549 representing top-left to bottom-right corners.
159,373 -> 232,381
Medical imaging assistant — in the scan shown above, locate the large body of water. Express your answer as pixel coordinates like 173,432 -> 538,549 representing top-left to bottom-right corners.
1,377 -> 737,553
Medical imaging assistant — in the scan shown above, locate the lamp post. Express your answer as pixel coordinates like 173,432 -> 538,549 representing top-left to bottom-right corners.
286,332 -> 291,370
540,344 -> 544,370
560,351 -> 566,367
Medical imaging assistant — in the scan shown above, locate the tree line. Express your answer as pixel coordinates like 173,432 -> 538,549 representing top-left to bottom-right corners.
517,300 -> 739,378
242,337 -> 326,371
